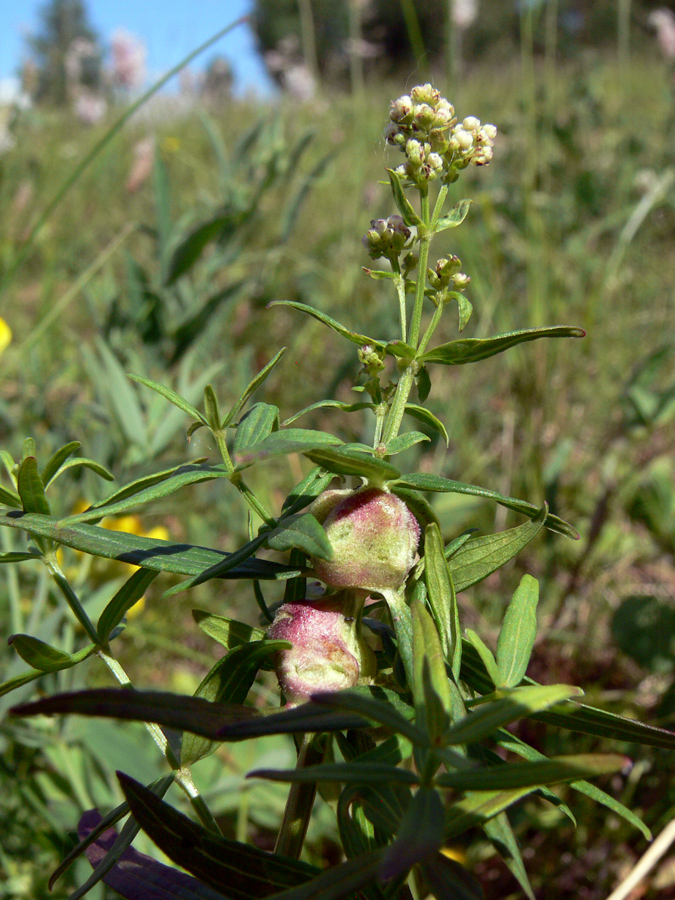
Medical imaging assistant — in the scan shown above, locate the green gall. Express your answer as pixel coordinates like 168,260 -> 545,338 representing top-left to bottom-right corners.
311,487 -> 420,594
267,593 -> 376,704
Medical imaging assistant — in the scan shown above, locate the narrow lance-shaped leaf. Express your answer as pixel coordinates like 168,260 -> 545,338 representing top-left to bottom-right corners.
418,326 -> 586,366
464,629 -> 499,688
41,440 -> 81,486
483,812 -> 535,900
412,599 -> 452,740
443,684 -> 583,746
282,400 -> 374,426
97,568 -> 159,643
234,428 -> 342,468
181,639 -> 290,765
303,446 -> 400,484
393,472 -> 575,538
496,574 -> 539,688
7,635 -> 96,672
387,168 -> 424,226
380,787 -> 446,880
436,753 -> 629,791
222,347 -> 287,428
0,512 -> 299,581
269,300 -> 385,350
128,374 -> 206,424
449,508 -> 547,592
120,775 -> 320,900
17,457 -> 50,515
433,198 -> 472,232
232,402 -> 279,452
424,523 -> 461,679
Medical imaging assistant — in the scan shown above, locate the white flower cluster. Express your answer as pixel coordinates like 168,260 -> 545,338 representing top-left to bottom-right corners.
361,215 -> 411,260
385,83 -> 496,186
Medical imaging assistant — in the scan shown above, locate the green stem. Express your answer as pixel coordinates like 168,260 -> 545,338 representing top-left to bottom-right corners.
394,270 -> 407,344
275,733 -> 326,858
408,191 -> 431,348
214,429 -> 276,528
46,558 -> 99,645
381,365 -> 416,445
417,301 -> 444,356
97,646 -> 222,834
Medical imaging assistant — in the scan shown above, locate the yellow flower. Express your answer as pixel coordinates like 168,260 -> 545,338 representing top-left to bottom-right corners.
0,317 -> 12,357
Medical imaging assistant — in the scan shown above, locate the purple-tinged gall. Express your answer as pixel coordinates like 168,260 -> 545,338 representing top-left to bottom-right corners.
268,596 -> 375,704
311,487 -> 420,594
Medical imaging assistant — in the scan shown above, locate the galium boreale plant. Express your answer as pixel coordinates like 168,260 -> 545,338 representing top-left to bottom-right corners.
4,83 -> 674,900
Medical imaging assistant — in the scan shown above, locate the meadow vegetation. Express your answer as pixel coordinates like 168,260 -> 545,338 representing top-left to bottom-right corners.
1,43 -> 675,900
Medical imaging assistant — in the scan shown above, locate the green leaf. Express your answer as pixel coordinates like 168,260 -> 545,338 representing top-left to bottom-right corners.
437,753 -> 628,791
385,340 -> 416,362
444,684 -> 583,745
269,300 -> 385,350
41,441 -> 81,486
192,610 -> 266,649
412,599 -> 452,740
281,467 -> 335,516
404,403 -> 449,445
444,788 -> 537,840
11,688 -> 261,738
380,787 -> 445,880
569,779 -> 652,840
533,702 -> 675,750
265,850 -> 385,900
0,484 -> 21,507
17,457 -> 50,515
416,364 -> 431,403
89,341 -> 147,447
266,513 -> 332,561
165,209 -> 239,285
304,446 -> 400,484
386,168 -> 424,226
97,568 -> 159,642
0,670 -> 52,698
385,432 -> 430,455
181,640 -> 289,765
48,457 -> 115,484
456,293 -> 473,332
313,687 -> 427,747
0,550 -> 41,563
483,812 -> 534,900
248,762 -> 418,785
282,400 -> 374,426
128,374 -> 206,424
449,509 -> 547,592
496,574 -> 539,688
0,512 -> 300,581
419,325 -> 585,366
202,384 -> 221,431
393,472 -> 576,538
234,428 -> 342,468
464,629 -> 499,688
419,854 -> 484,900
434,198 -> 472,232
233,402 -> 279,452
61,462 -> 226,524
424,523 -> 461,679
222,347 -> 287,428
7,634 -> 95,672
118,773 -> 319,899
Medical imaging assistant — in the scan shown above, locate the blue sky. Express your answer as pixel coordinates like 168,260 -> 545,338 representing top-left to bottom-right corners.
0,0 -> 273,93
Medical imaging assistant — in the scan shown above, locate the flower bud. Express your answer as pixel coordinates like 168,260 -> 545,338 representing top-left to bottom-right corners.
311,487 -> 420,594
268,594 -> 376,704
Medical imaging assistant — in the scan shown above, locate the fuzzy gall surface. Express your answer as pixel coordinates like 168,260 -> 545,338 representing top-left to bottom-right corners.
267,596 -> 374,704
311,487 -> 420,593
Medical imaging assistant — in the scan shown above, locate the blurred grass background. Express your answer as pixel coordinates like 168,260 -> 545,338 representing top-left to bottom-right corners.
2,2 -> 675,896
